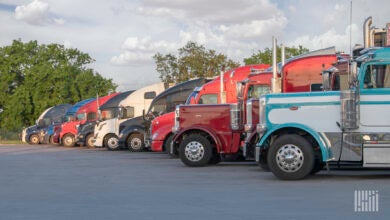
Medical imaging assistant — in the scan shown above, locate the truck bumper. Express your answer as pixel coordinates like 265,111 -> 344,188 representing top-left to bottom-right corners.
151,140 -> 163,152
92,136 -> 104,148
76,135 -> 86,146
255,147 -> 260,162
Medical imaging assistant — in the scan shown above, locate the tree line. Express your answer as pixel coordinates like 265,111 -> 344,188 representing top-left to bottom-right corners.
0,39 -> 308,133
0,40 -> 116,131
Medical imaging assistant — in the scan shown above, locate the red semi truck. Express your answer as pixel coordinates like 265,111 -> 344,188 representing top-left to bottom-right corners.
170,46 -> 341,166
148,64 -> 270,153
59,93 -> 118,147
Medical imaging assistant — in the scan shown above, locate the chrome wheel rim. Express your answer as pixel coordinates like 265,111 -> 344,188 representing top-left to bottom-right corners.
276,144 -> 304,173
184,141 -> 204,162
30,136 -> 39,144
64,136 -> 74,146
87,137 -> 94,147
107,137 -> 118,149
130,137 -> 142,150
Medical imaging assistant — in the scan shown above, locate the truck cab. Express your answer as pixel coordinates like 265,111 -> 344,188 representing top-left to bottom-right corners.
118,78 -> 209,152
255,47 -> 390,180
21,104 -> 72,144
170,45 -> 341,166
149,64 -> 270,153
51,98 -> 95,145
75,91 -> 134,147
58,93 -> 118,147
93,82 -> 171,150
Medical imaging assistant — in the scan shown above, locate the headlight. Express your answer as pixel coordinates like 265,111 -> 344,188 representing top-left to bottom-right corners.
152,132 -> 158,140
256,124 -> 267,134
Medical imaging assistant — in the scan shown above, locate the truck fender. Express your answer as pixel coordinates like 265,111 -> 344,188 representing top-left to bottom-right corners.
154,124 -> 174,141
118,125 -> 147,143
172,126 -> 224,153
257,123 -> 330,162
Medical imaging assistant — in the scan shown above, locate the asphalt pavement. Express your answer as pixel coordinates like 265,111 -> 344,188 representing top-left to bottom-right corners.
0,144 -> 389,220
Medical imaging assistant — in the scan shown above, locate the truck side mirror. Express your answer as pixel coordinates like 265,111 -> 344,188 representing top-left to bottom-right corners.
236,82 -> 244,100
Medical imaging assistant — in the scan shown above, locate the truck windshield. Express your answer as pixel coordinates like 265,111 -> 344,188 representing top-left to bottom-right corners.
77,113 -> 85,121
198,94 -> 218,104
148,98 -> 167,116
99,108 -> 118,121
363,64 -> 390,89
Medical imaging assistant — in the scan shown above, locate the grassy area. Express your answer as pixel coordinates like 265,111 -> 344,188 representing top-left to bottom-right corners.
0,140 -> 23,144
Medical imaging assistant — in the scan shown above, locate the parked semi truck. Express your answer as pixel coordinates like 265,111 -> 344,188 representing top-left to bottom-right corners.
58,93 -> 118,147
76,91 -> 134,147
149,64 -> 270,153
21,104 -> 72,144
255,17 -> 390,180
117,78 -> 209,151
51,98 -> 95,144
93,82 -> 171,149
170,45 -> 339,166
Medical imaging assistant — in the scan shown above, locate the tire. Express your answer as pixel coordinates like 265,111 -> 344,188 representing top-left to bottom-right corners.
105,134 -> 119,151
86,134 -> 94,148
163,135 -> 174,154
179,134 -> 213,167
29,134 -> 39,145
49,135 -> 54,145
63,134 -> 75,147
127,134 -> 145,152
267,134 -> 314,180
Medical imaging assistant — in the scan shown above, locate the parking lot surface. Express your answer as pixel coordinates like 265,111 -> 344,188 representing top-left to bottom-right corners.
0,144 -> 389,220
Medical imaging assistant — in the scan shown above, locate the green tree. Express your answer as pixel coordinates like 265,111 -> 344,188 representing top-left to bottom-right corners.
0,39 -> 117,130
153,41 -> 240,83
243,45 -> 310,65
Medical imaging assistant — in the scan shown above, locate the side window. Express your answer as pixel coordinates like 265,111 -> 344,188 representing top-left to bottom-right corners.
248,85 -> 271,99
122,106 -> 134,119
198,94 -> 218,104
86,112 -> 96,121
77,113 -> 85,121
364,64 -> 390,89
150,98 -> 167,115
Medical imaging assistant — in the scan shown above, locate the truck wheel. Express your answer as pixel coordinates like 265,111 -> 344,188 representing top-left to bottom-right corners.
127,134 -> 145,152
163,135 -> 173,154
179,134 -> 213,167
105,134 -> 119,151
63,134 -> 75,147
29,134 -> 39,145
49,135 -> 54,145
86,134 -> 94,147
267,134 -> 314,180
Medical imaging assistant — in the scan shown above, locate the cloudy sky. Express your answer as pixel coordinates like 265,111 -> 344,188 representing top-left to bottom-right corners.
0,0 -> 389,91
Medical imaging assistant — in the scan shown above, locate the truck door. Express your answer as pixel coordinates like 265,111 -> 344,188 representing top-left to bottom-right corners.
360,63 -> 390,167
360,63 -> 390,127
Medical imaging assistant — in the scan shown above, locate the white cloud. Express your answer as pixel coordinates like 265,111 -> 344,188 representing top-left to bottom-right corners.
14,0 -> 65,26
288,24 -> 360,53
110,51 -> 154,66
15,0 -> 49,25
219,16 -> 288,39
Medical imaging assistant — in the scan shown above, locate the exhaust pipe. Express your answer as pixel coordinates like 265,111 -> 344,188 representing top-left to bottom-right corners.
272,37 -> 277,79
363,16 -> 372,48
271,37 -> 281,93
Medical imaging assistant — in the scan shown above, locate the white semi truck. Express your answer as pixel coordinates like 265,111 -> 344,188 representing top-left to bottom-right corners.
92,82 -> 171,149
255,17 -> 390,180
